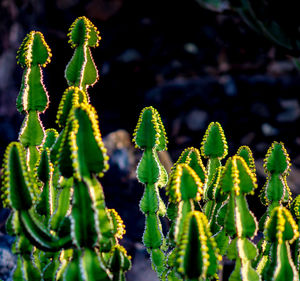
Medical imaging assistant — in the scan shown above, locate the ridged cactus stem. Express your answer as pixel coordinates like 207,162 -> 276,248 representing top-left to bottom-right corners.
16,31 -> 52,172
261,206 -> 299,281
65,16 -> 101,91
139,160 -> 166,275
200,122 -> 228,196
259,142 -> 292,225
174,211 -> 221,280
206,157 -> 221,185
165,163 -> 204,279
197,122 -> 229,253
19,210 -> 72,251
200,121 -> 228,253
133,107 -> 169,278
218,156 -> 260,281
56,102 -> 130,279
9,212 -> 42,280
290,195 -> 300,272
203,166 -> 227,236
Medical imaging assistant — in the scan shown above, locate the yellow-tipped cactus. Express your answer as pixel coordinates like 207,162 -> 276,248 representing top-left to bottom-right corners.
1,16 -> 131,281
133,106 -> 169,277
259,142 -> 292,229
175,211 -> 221,280
262,206 -> 299,281
65,16 -> 101,90
200,121 -> 228,189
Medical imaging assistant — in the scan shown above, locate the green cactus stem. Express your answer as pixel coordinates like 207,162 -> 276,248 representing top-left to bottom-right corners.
8,211 -> 42,281
200,122 -> 228,198
166,147 -> 206,246
56,86 -> 89,128
1,142 -> 36,209
1,142 -> 71,252
172,147 -> 207,186
236,145 -> 256,175
166,163 -> 203,242
290,195 -> 300,272
259,141 -> 292,229
71,179 -> 98,248
218,156 -> 258,237
218,155 -> 259,281
16,31 -> 51,114
255,142 -> 293,275
35,147 -> 55,222
16,31 -> 51,172
262,206 -> 299,281
106,245 -> 132,281
175,211 -> 221,281
58,103 -> 109,180
133,106 -> 169,277
203,166 -> 228,237
65,16 -> 101,90
165,163 -> 204,280
198,123 -> 229,252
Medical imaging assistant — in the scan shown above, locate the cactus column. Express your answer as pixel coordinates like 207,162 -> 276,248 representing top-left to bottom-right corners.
218,156 -> 260,281
133,106 -> 169,278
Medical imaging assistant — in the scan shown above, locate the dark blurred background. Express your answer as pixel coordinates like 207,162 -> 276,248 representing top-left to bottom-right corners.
0,0 -> 300,280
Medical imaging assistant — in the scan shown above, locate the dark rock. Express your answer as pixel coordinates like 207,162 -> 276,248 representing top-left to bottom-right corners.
126,243 -> 159,281
277,99 -> 300,122
0,234 -> 15,281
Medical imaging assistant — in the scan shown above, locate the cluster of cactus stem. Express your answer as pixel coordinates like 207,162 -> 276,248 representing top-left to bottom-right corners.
1,16 -> 131,281
134,107 -> 300,281
2,13 -> 300,281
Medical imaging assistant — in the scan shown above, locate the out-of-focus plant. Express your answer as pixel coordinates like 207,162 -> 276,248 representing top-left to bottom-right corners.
196,0 -> 300,59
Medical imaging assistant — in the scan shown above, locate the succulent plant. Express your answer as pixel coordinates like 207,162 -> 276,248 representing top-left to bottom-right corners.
174,211 -> 221,280
218,155 -> 260,281
1,16 -> 130,281
262,206 -> 299,281
133,106 -> 168,277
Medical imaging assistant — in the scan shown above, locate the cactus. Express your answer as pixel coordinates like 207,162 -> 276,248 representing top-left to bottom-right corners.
17,31 -> 51,174
165,148 -> 206,245
291,195 -> 300,273
165,163 -> 206,280
1,16 -> 131,281
200,122 -> 228,189
65,16 -> 101,90
174,211 -> 221,281
2,13 -> 300,281
255,141 -> 295,278
133,106 -> 168,277
133,110 -> 300,280
218,155 -> 260,281
262,206 -> 299,281
200,122 -> 229,252
259,141 -> 292,228
200,121 -> 228,226
166,163 -> 203,242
